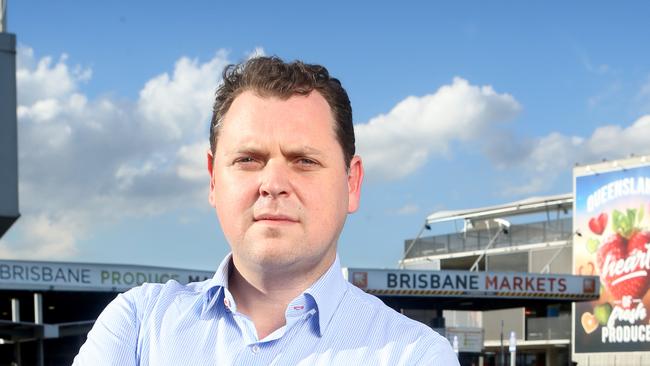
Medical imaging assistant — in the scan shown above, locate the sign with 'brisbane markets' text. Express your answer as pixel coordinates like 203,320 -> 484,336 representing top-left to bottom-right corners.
343,268 -> 598,301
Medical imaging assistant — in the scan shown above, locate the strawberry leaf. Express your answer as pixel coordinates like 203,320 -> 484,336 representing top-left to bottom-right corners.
627,209 -> 636,227
638,205 -> 645,226
612,210 -> 624,232
612,209 -> 637,238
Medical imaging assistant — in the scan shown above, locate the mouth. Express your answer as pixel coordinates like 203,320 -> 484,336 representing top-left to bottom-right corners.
253,213 -> 299,224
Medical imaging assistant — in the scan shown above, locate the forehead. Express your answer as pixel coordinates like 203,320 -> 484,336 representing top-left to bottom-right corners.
217,90 -> 338,148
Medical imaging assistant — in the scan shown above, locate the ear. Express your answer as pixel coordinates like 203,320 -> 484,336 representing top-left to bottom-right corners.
207,149 -> 216,207
347,155 -> 364,213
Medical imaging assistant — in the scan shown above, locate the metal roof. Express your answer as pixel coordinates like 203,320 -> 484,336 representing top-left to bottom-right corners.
425,193 -> 573,225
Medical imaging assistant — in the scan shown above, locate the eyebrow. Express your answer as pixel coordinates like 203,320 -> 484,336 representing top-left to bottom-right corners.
231,145 -> 265,155
228,144 -> 324,157
281,145 -> 324,157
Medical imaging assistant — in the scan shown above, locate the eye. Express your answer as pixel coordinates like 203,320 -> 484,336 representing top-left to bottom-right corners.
294,157 -> 320,169
233,156 -> 262,169
235,156 -> 255,163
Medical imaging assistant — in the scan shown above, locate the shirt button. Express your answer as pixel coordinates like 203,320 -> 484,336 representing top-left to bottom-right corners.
251,345 -> 260,354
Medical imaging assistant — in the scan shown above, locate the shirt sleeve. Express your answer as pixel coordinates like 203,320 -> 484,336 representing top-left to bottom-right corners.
415,333 -> 461,366
72,289 -> 141,366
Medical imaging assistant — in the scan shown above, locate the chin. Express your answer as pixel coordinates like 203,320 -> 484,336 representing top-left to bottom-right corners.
243,242 -> 303,266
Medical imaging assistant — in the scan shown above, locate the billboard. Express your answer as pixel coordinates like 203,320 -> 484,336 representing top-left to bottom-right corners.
574,157 -> 650,353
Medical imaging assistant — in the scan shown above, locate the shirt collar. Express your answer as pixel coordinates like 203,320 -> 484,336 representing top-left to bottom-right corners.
200,253 -> 232,319
304,255 -> 348,337
200,253 -> 349,335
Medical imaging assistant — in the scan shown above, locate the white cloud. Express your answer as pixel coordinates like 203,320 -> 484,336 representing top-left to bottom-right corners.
498,115 -> 650,195
16,47 -> 91,106
0,214 -> 80,259
1,46 -> 229,260
356,77 -> 522,180
585,115 -> 650,159
137,50 -> 229,141
177,142 -> 210,182
355,75 -> 650,196
245,47 -> 266,59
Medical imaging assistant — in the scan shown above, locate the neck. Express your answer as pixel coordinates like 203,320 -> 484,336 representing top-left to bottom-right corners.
227,253 -> 335,339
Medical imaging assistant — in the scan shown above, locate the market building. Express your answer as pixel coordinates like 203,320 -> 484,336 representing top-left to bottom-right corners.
398,193 -> 582,365
398,155 -> 650,366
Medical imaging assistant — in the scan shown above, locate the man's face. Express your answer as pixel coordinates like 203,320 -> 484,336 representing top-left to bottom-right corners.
208,90 -> 363,275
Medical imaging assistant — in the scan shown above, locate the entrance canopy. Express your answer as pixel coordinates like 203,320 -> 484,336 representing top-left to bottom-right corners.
425,193 -> 573,225
343,267 -> 598,311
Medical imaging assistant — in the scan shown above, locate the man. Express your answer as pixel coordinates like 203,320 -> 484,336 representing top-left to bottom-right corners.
74,57 -> 458,365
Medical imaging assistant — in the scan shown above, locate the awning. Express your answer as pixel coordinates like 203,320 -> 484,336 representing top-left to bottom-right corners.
425,193 -> 573,225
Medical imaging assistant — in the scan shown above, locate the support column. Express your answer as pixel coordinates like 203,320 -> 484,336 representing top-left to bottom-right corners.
34,293 -> 43,324
34,293 -> 44,366
11,297 -> 19,322
11,298 -> 21,366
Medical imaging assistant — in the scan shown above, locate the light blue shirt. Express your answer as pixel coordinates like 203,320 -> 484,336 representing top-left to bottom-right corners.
74,254 -> 458,365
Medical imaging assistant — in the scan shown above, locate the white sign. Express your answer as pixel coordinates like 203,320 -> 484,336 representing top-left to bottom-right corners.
0,260 -> 214,292
344,268 -> 599,300
446,327 -> 483,353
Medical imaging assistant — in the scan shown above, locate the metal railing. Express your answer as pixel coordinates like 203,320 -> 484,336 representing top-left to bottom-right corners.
403,218 -> 572,259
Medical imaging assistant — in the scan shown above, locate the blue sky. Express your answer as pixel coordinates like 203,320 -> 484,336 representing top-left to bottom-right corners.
3,1 -> 650,270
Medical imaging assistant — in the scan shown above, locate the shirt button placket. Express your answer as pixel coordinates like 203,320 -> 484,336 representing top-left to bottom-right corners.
251,344 -> 260,354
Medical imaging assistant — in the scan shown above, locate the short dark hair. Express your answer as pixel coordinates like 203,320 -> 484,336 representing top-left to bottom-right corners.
210,56 -> 355,167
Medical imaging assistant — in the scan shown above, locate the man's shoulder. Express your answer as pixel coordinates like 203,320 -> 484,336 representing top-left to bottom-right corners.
73,276 -> 218,364
341,282 -> 443,339
119,277 -> 214,313
329,282 -> 457,364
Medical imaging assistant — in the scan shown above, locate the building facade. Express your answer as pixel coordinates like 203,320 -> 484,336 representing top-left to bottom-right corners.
401,194 -> 577,366
401,155 -> 650,366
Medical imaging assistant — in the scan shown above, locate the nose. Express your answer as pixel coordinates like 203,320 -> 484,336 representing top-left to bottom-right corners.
259,160 -> 291,198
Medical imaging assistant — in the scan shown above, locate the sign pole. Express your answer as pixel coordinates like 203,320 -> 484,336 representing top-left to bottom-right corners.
500,321 -> 504,366
509,331 -> 516,366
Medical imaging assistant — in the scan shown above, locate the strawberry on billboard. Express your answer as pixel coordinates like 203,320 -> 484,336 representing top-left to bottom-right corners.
574,158 -> 650,353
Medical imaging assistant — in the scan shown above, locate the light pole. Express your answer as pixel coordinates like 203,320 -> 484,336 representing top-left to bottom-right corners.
509,331 -> 516,366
